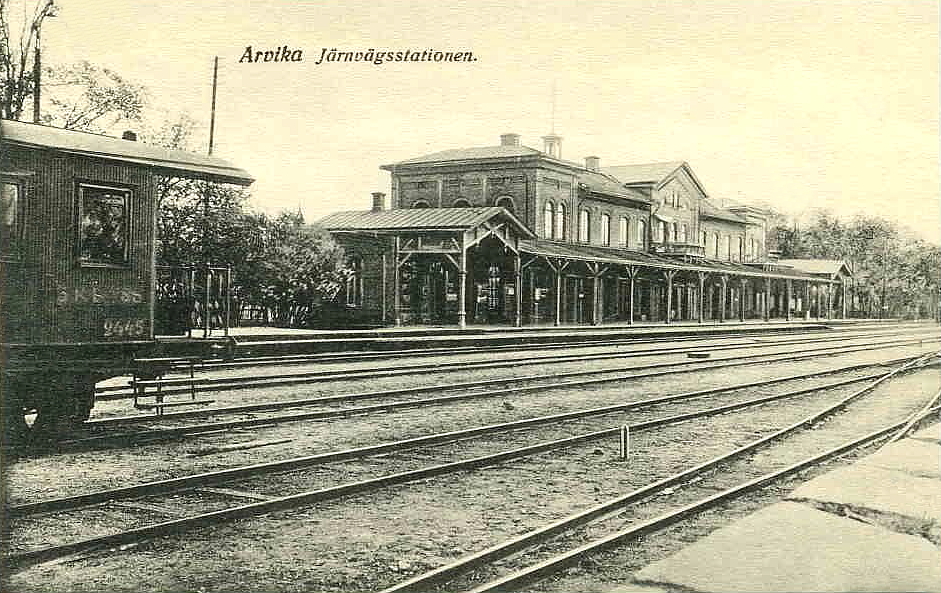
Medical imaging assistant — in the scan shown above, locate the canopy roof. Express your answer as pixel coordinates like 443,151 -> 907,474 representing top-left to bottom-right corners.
1,119 -> 253,185
317,206 -> 536,238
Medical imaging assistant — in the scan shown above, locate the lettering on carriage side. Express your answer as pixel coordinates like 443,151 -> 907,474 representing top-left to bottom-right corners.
56,286 -> 144,307
102,318 -> 147,338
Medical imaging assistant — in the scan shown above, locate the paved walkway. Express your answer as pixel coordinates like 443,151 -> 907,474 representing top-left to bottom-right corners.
620,423 -> 941,593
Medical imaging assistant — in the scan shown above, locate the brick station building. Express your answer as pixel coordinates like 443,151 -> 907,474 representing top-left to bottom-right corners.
317,133 -> 852,328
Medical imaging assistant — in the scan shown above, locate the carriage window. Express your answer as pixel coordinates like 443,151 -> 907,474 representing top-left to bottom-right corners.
1,181 -> 20,259
79,184 -> 130,266
411,200 -> 431,209
452,199 -> 471,208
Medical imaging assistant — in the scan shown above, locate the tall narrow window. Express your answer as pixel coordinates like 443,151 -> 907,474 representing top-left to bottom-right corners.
555,203 -> 566,240
600,213 -> 611,246
79,183 -> 131,266
713,233 -> 720,258
543,201 -> 554,238
681,223 -> 689,243
726,235 -> 733,261
619,217 -> 628,247
638,220 -> 647,249
0,180 -> 20,260
671,222 -> 678,243
346,258 -> 363,306
701,230 -> 707,246
578,209 -> 590,243
737,237 -> 744,262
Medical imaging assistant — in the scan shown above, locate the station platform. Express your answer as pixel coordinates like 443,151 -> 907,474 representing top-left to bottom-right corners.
153,318 -> 908,358
621,422 -> 941,593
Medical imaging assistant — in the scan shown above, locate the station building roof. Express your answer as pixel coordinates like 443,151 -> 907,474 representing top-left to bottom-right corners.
317,206 -> 536,238
775,259 -> 852,278
1,119 -> 253,185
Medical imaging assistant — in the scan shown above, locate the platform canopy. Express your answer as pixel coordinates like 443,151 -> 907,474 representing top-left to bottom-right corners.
1,119 -> 253,185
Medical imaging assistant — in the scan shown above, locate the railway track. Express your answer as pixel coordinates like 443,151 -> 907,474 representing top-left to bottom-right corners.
381,357 -> 941,593
60,335 -> 941,451
5,352 -> 936,573
96,325 -> 940,399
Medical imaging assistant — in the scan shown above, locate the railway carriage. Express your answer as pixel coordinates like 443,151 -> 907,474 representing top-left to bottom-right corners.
0,119 -> 252,442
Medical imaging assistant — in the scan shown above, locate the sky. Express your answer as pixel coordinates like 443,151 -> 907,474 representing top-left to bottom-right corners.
29,0 -> 941,243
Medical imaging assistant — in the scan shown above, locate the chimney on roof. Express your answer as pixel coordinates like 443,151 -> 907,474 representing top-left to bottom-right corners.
542,134 -> 562,158
122,130 -> 137,142
585,156 -> 600,172
371,192 -> 386,212
500,133 -> 520,146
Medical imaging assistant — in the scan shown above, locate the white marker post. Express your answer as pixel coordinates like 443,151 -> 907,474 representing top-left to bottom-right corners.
619,425 -> 630,462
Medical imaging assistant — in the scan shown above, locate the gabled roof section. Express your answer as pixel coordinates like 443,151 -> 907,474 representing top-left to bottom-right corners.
577,170 -> 651,203
775,259 -> 852,278
383,144 -> 542,167
317,206 -> 536,238
1,119 -> 253,185
601,161 -> 685,186
700,198 -> 747,223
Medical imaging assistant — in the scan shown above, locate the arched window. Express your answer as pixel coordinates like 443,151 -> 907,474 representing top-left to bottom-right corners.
638,219 -> 647,249
671,222 -> 678,243
495,195 -> 516,214
726,235 -> 733,261
555,203 -> 566,240
452,199 -> 471,208
619,217 -> 629,247
578,209 -> 590,243
543,201 -> 554,238
600,213 -> 611,246
681,224 -> 689,243
411,200 -> 431,209
713,233 -> 720,258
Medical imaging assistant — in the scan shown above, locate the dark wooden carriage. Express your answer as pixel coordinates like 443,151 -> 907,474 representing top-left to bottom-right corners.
0,120 -> 252,442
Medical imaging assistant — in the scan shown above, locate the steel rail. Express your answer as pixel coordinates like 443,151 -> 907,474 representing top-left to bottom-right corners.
381,351 -> 937,593
5,354 -> 934,572
83,337 -> 941,434
15,358 -> 923,518
463,402 -> 941,593
93,325 -> 929,397
101,328 -> 941,398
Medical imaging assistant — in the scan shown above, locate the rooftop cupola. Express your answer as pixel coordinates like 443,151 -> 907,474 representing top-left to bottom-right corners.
542,134 -> 562,158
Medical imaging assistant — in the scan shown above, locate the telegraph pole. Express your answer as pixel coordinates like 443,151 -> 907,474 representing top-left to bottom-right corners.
208,56 -> 219,155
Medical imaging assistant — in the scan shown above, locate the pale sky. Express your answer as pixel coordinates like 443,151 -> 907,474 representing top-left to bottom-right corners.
37,0 -> 940,243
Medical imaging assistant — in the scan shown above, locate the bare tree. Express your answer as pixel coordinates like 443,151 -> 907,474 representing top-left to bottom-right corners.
0,0 -> 57,120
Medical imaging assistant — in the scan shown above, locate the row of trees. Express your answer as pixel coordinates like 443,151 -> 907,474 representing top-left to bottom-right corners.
768,210 -> 941,319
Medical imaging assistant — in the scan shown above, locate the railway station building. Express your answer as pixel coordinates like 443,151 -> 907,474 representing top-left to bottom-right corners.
318,134 -> 852,328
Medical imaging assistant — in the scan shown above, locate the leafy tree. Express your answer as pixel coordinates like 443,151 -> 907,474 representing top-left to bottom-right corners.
41,60 -> 146,131
768,208 -> 940,319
